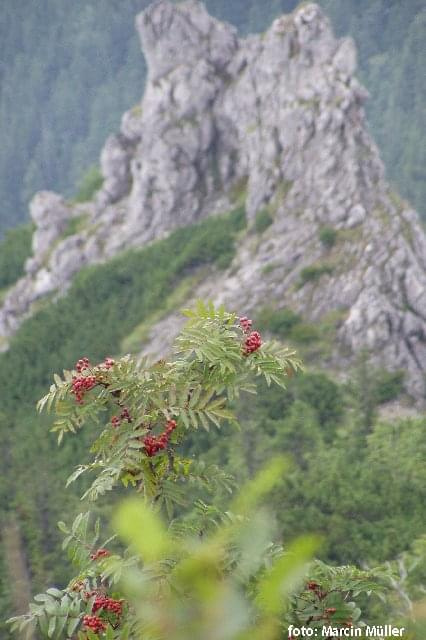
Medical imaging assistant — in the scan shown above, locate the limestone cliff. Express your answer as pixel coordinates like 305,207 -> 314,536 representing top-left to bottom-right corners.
1,1 -> 425,399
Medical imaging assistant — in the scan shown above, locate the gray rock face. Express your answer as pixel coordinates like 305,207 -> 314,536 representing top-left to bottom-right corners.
30,192 -> 70,257
0,1 -> 425,400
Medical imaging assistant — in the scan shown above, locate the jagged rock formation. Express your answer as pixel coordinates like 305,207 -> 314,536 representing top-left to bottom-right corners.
0,1 -> 425,399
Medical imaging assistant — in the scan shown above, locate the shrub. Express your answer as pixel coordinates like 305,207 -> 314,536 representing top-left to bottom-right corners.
73,165 -> 103,203
0,223 -> 33,290
319,226 -> 337,249
372,369 -> 405,403
175,205 -> 246,270
261,262 -> 280,275
256,306 -> 302,336
294,372 -> 344,430
298,263 -> 333,287
254,208 -> 273,233
289,322 -> 319,344
255,308 -> 321,346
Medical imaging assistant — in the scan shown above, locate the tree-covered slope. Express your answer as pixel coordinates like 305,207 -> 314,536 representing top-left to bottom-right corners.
0,0 -> 147,233
0,0 -> 424,234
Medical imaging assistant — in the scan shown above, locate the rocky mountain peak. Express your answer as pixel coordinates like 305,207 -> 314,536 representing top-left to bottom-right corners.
137,0 -> 238,81
0,2 -> 425,400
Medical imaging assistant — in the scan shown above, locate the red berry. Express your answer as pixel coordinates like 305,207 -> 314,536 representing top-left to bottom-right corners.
120,407 -> 132,422
166,419 -> 177,432
104,357 -> 115,369
90,548 -> 110,561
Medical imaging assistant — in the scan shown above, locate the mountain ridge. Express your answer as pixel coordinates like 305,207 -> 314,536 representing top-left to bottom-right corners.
0,0 -> 425,400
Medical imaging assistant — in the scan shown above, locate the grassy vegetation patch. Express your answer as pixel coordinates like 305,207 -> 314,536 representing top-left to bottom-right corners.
269,179 -> 293,213
261,262 -> 281,275
229,176 -> 248,207
60,213 -> 90,240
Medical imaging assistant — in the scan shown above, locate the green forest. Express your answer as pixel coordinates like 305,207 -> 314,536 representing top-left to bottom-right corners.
0,0 -> 425,235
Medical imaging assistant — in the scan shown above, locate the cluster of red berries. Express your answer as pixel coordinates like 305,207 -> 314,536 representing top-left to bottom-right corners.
111,407 -> 132,428
75,357 -> 91,373
92,595 -> 123,616
143,419 -> 177,457
90,548 -> 110,561
239,316 -> 262,355
239,316 -> 253,333
82,614 -> 106,633
243,330 -> 262,355
306,581 -> 327,599
103,357 -> 115,369
71,374 -> 97,404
